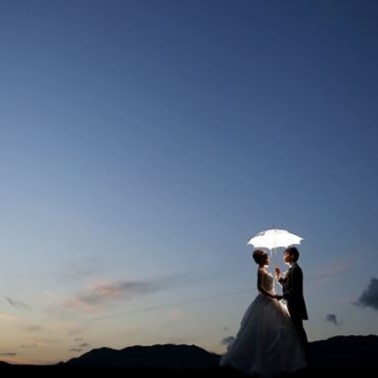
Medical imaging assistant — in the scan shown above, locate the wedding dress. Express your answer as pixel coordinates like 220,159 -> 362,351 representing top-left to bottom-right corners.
220,268 -> 307,376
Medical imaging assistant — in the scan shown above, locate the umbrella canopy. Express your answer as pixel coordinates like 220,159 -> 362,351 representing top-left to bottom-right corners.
247,227 -> 303,250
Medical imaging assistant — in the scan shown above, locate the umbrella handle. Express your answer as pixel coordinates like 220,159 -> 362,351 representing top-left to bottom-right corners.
273,247 -> 277,268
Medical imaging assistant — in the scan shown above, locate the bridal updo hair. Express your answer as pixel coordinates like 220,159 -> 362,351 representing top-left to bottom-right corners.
252,249 -> 267,264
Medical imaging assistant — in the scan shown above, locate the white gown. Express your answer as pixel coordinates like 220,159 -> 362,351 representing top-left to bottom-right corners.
220,268 -> 307,377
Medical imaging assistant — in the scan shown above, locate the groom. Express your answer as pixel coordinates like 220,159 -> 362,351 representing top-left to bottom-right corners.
275,246 -> 309,361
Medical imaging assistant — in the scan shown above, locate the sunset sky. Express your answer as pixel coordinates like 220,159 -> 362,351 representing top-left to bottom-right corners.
1,0 -> 377,365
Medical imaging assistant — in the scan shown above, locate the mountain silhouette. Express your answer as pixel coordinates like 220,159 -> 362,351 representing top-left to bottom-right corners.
62,335 -> 378,369
0,335 -> 377,374
64,343 -> 220,369
309,334 -> 378,368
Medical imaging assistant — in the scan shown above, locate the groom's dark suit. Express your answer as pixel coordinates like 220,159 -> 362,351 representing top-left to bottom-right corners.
278,262 -> 309,359
279,262 -> 308,320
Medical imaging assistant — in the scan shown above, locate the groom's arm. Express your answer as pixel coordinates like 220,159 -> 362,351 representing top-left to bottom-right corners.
275,267 -> 286,285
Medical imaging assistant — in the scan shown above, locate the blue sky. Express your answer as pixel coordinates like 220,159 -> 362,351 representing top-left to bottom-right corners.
0,0 -> 377,365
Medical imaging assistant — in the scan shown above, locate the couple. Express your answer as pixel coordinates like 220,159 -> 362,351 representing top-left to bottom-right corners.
220,247 -> 308,377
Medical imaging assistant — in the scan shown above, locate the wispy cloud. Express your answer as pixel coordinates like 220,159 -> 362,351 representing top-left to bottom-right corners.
19,338 -> 60,349
48,321 -> 89,336
220,336 -> 235,347
355,277 -> 378,310
22,325 -> 42,332
64,275 -> 183,313
69,338 -> 90,353
0,311 -> 25,327
0,352 -> 17,356
70,348 -> 83,352
59,258 -> 103,282
0,312 -> 18,321
308,257 -> 354,286
91,287 -> 252,321
6,297 -> 30,310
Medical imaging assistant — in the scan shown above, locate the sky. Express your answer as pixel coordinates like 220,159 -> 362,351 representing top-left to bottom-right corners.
0,0 -> 377,365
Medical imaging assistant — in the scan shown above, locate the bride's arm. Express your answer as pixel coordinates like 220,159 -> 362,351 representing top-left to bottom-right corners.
257,269 -> 279,299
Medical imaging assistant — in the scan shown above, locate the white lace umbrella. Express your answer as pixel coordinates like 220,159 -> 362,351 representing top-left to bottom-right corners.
247,227 -> 304,288
247,227 -> 303,251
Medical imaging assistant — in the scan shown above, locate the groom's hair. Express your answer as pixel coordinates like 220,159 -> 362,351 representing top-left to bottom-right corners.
285,246 -> 299,262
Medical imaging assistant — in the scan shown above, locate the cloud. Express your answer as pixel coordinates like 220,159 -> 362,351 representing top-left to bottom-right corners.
0,352 -> 17,356
356,277 -> 378,310
0,312 -> 19,321
308,258 -> 353,286
50,321 -> 89,336
221,336 -> 235,347
70,338 -> 90,353
60,258 -> 103,282
22,325 -> 42,332
83,280 -> 158,303
6,297 -> 30,310
64,276 -> 182,313
325,313 -> 339,325
91,287 -> 253,321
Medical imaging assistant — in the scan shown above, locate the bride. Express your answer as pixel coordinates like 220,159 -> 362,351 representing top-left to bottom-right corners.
220,249 -> 307,377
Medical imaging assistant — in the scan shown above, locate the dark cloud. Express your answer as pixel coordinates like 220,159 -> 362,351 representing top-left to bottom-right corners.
221,336 -> 235,347
70,348 -> 82,352
0,352 -> 17,356
325,313 -> 339,325
70,338 -> 90,353
356,277 -> 378,310
6,297 -> 30,310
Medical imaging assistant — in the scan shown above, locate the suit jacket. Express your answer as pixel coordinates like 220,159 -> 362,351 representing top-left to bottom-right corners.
278,262 -> 308,320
